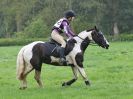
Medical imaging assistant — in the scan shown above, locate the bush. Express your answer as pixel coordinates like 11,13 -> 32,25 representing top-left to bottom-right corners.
15,17 -> 51,38
0,33 -> 133,46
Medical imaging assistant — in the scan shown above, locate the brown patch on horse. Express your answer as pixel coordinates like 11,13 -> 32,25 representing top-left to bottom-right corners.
75,52 -> 84,68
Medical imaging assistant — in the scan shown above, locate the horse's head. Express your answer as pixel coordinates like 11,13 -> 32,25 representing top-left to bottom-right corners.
87,26 -> 109,49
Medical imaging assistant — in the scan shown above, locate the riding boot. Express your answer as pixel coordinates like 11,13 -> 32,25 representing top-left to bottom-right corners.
59,47 -> 67,65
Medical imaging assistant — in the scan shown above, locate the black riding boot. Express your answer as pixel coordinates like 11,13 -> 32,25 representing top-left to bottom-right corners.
59,47 -> 67,65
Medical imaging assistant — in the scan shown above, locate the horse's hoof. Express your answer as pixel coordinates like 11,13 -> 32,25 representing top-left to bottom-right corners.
62,82 -> 67,86
38,85 -> 43,88
62,82 -> 71,86
19,86 -> 27,90
85,81 -> 91,86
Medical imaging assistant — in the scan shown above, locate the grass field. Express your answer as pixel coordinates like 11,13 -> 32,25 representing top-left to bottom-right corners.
0,42 -> 133,99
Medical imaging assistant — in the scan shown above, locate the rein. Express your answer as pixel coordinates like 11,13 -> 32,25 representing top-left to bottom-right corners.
76,35 -> 98,46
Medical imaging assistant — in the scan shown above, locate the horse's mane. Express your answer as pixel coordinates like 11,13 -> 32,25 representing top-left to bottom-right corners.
86,28 -> 94,32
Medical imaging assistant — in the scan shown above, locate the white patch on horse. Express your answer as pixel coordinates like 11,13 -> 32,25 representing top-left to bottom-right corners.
23,41 -> 44,64
50,56 -> 60,63
104,36 -> 109,45
67,43 -> 82,65
17,41 -> 44,79
66,55 -> 74,64
73,37 -> 83,43
78,31 -> 92,41
50,55 -> 73,65
77,67 -> 88,81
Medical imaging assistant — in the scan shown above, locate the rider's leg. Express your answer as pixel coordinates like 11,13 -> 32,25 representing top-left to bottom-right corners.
58,47 -> 67,65
51,30 -> 67,65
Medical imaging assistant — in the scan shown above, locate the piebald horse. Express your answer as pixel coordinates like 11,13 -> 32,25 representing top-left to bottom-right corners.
16,26 -> 109,89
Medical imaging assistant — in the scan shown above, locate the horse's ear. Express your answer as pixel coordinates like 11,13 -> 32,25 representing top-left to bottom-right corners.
94,26 -> 99,32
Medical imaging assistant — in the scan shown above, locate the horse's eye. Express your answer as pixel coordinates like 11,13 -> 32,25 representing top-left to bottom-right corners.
98,33 -> 103,37
97,33 -> 100,36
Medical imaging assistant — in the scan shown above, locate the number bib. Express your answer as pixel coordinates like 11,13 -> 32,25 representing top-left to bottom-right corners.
54,18 -> 64,28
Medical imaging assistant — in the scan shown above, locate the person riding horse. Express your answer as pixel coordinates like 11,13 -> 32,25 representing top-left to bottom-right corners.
51,10 -> 76,65
17,26 -> 109,89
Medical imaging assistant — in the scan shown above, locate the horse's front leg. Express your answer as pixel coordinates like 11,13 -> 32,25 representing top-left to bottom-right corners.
62,65 -> 78,86
77,66 -> 91,86
75,54 -> 91,86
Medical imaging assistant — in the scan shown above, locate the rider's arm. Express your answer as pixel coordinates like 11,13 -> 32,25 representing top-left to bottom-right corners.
62,21 -> 75,38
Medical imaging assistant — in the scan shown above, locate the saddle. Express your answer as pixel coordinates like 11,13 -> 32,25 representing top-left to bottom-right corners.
43,38 -> 76,57
49,38 -> 65,45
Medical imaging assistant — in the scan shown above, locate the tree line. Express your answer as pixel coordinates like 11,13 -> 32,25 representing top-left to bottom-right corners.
0,0 -> 133,38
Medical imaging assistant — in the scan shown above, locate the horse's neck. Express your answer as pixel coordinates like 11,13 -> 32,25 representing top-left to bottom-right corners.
80,37 -> 90,53
78,30 -> 92,40
73,31 -> 91,53
65,30 -> 92,53
74,30 -> 92,43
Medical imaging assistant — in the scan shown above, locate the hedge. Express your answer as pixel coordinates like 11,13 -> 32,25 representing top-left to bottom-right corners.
107,34 -> 133,41
0,34 -> 133,46
0,38 -> 48,46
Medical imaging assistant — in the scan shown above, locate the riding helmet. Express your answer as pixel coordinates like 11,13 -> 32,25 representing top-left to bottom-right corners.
64,10 -> 76,18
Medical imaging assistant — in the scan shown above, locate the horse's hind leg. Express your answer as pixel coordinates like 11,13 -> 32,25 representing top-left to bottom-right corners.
20,77 -> 28,90
19,65 -> 33,89
30,56 -> 43,88
62,66 -> 78,86
34,70 -> 43,88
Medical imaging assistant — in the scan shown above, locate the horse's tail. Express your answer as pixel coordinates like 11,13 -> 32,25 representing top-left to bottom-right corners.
16,46 -> 26,80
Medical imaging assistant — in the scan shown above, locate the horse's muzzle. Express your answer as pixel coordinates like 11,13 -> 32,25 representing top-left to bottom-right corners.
105,44 -> 109,49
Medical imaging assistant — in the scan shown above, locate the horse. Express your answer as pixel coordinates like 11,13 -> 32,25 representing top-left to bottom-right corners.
16,26 -> 109,89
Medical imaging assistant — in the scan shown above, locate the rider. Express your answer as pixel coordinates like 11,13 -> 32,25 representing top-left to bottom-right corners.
51,10 -> 76,65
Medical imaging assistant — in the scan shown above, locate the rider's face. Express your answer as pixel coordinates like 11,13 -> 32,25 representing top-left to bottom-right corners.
71,17 -> 75,21
68,17 -> 75,22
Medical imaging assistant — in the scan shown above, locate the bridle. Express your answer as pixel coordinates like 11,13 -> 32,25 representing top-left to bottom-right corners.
76,35 -> 98,46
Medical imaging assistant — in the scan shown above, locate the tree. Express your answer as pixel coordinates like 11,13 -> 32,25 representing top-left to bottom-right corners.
0,0 -> 133,38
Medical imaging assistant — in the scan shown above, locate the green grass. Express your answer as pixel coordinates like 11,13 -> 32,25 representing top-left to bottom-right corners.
0,42 -> 133,99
